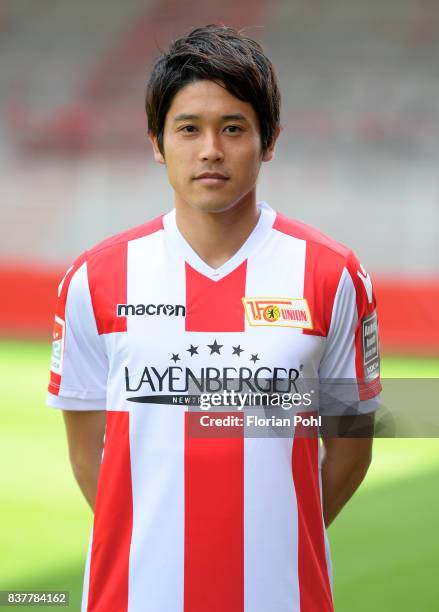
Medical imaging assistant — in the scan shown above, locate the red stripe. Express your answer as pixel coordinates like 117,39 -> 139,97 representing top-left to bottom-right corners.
273,213 -> 346,337
273,212 -> 349,256
87,411 -> 133,612
184,413 -> 244,612
86,216 -> 164,335
55,257 -> 85,320
184,262 -> 245,611
87,242 -> 128,334
185,261 -> 247,332
273,212 -> 382,399
302,241 -> 344,337
292,413 -> 333,612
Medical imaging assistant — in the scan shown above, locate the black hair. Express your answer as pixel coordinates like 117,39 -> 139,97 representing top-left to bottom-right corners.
145,24 -> 281,155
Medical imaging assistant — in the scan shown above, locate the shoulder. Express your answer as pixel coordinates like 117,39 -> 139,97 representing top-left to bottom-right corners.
272,210 -> 363,278
58,215 -> 164,302
66,214 -> 164,275
85,214 -> 164,260
271,211 -> 371,335
273,211 -> 350,260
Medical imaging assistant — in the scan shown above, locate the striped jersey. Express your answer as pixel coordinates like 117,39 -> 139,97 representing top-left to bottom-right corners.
47,202 -> 381,612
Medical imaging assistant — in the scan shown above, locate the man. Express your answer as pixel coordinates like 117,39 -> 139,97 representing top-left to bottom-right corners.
47,25 -> 381,612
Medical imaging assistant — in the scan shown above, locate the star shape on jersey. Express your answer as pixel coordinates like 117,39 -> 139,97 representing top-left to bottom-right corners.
232,345 -> 244,356
207,339 -> 223,355
187,344 -> 199,357
170,353 -> 180,363
250,353 -> 260,363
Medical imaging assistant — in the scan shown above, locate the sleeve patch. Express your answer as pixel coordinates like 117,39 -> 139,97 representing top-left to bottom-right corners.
362,310 -> 380,381
50,315 -> 65,376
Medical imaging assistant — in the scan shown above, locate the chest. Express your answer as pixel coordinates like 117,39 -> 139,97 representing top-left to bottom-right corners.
102,251 -> 326,394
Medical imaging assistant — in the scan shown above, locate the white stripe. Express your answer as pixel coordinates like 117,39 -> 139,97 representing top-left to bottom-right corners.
318,267 -> 362,416
243,230 -> 324,378
319,267 -> 358,381
245,229 -> 306,300
244,437 -> 299,611
126,232 -> 185,611
244,229 -> 307,611
127,406 -> 185,612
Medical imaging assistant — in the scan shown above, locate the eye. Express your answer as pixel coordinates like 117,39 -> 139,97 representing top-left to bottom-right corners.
224,125 -> 243,134
180,125 -> 198,133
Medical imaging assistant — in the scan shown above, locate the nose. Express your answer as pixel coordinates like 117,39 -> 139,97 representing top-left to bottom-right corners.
198,131 -> 224,162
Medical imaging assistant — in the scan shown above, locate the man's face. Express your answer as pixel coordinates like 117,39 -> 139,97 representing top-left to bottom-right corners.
149,79 -> 278,214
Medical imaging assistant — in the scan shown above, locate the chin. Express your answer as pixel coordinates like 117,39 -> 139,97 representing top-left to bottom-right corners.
190,198 -> 236,214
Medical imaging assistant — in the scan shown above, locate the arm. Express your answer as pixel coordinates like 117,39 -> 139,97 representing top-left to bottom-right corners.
321,414 -> 374,527
62,410 -> 106,512
317,255 -> 381,527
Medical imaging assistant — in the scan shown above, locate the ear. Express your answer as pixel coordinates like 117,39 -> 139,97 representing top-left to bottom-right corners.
262,126 -> 281,163
148,131 -> 166,165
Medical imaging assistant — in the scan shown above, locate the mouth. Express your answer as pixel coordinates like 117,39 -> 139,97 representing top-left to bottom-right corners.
193,172 -> 230,185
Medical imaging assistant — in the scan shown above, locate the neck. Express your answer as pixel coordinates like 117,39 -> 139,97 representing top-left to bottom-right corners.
174,191 -> 260,269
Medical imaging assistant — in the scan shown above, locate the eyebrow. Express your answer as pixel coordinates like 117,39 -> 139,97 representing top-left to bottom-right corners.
173,113 -> 249,123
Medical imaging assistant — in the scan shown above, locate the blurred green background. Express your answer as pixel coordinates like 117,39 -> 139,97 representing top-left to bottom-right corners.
1,341 -> 438,611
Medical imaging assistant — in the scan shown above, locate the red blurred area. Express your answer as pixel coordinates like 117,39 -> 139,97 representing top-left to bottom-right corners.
373,278 -> 439,356
0,263 -> 62,340
0,264 -> 438,355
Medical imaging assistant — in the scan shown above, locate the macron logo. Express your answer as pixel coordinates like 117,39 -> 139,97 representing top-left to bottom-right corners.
357,264 -> 373,304
117,303 -> 186,317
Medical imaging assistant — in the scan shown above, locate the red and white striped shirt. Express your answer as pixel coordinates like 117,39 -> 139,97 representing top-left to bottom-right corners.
47,202 -> 381,612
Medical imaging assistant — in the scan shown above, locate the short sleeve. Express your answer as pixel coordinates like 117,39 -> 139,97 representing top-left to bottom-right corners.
47,255 -> 108,410
318,251 -> 381,415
